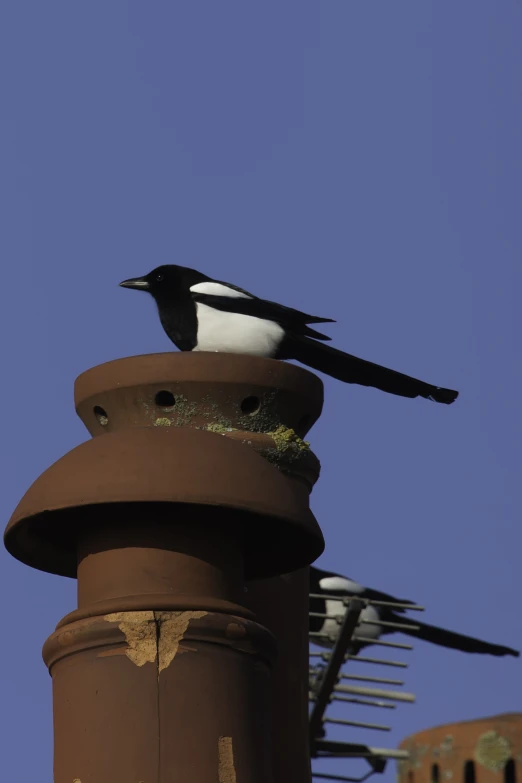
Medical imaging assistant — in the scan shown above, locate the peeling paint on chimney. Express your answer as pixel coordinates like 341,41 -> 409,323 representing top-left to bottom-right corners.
104,611 -> 157,667
156,610 -> 207,673
104,609 -> 207,672
218,736 -> 237,783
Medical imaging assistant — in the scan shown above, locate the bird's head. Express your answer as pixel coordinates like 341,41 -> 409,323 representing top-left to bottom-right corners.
119,264 -> 210,302
119,265 -> 183,297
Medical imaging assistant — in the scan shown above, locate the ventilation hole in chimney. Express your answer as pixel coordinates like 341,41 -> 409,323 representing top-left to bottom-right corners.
93,406 -> 109,427
155,390 -> 176,409
431,764 -> 440,783
464,761 -> 476,783
505,759 -> 516,783
240,396 -> 261,415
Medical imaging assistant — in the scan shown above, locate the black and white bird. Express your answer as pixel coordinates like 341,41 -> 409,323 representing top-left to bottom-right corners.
310,566 -> 519,658
119,264 -> 458,404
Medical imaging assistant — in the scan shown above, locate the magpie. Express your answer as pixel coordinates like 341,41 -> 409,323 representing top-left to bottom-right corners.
119,264 -> 458,404
309,566 -> 519,658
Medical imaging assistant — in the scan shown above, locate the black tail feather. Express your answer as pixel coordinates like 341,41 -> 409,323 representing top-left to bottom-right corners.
286,335 -> 458,404
302,326 -> 333,341
305,316 -> 336,325
390,614 -> 519,657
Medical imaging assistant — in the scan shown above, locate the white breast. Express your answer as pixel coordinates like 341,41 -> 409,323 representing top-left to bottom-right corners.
353,604 -> 382,642
317,597 -> 382,648
313,576 -> 368,647
193,302 -> 285,357
320,597 -> 347,645
190,280 -> 285,356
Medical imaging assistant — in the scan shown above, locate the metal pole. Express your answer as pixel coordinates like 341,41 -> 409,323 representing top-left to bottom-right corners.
309,600 -> 364,749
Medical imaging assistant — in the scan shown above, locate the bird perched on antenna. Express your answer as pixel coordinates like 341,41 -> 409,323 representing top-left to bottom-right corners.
309,566 -> 519,658
120,264 -> 458,404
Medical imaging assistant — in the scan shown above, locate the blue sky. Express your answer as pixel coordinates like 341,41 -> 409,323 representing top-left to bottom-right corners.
1,2 -> 521,780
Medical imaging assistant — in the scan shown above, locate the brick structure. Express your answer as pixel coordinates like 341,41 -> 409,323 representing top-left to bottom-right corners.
398,713 -> 522,783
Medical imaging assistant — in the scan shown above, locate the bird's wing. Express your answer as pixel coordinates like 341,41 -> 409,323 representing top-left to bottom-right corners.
211,279 -> 259,298
310,567 -> 415,614
191,291 -> 335,340
389,614 -> 520,657
210,278 -> 336,325
359,586 -> 416,615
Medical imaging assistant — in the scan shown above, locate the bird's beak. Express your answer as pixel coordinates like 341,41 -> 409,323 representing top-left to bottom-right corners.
119,277 -> 150,290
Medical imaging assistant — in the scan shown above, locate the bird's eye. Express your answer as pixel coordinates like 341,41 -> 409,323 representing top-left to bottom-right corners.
155,273 -> 164,282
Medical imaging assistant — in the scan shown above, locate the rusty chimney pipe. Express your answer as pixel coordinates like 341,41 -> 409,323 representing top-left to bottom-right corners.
5,352 -> 324,783
245,567 -> 312,783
